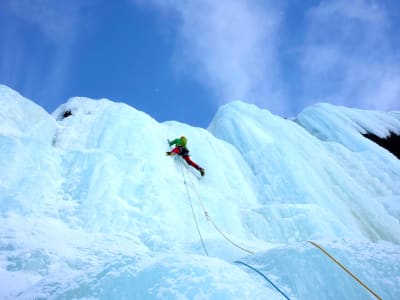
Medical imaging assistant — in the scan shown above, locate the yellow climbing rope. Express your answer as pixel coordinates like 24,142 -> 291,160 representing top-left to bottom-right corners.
177,153 -> 382,298
182,162 -> 255,255
308,241 -> 382,300
179,159 -> 383,299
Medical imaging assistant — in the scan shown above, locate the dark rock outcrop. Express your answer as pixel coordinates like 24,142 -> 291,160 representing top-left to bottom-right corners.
364,132 -> 400,159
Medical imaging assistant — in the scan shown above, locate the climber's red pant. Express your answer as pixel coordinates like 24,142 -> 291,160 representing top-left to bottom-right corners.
171,147 -> 201,170
183,155 -> 201,170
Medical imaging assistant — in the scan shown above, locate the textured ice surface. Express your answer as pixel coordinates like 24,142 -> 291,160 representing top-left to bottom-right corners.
1,85 -> 399,299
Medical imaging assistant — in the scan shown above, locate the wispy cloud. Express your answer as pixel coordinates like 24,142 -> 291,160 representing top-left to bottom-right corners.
1,1 -> 88,108
299,0 -> 400,111
134,0 -> 399,115
133,0 -> 287,110
6,0 -> 85,43
3,0 -> 397,116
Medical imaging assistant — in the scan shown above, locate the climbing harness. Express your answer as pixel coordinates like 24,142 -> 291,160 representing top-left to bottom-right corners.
235,261 -> 291,300
179,161 -> 209,256
308,241 -> 382,300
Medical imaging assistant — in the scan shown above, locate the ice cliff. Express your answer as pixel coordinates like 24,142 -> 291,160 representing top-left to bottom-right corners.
1,84 -> 399,299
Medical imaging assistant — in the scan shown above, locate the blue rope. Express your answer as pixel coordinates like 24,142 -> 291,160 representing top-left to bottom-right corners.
234,261 -> 291,300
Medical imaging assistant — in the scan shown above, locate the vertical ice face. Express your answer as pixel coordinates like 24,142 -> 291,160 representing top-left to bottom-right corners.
296,102 -> 400,238
0,85 -> 59,215
47,96 -> 260,253
209,101 -> 400,243
1,86 -> 399,299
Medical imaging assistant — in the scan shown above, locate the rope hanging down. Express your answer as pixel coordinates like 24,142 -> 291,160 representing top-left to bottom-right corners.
179,161 -> 209,256
180,160 -> 289,297
234,261 -> 291,300
177,155 -> 381,299
308,241 -> 382,300
181,161 -> 255,255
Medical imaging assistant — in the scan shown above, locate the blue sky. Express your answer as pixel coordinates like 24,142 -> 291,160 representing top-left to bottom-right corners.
1,0 -> 399,127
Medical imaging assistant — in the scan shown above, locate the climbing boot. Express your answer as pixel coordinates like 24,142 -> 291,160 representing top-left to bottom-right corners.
199,168 -> 205,176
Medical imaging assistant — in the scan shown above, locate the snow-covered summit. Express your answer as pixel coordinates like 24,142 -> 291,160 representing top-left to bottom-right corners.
0,86 -> 399,299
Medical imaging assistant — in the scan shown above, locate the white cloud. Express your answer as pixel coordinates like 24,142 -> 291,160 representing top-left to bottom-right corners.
300,0 -> 399,111
308,0 -> 387,24
133,0 -> 286,109
4,0 -> 396,116
6,0 -> 87,43
136,0 -> 399,115
1,1 -> 90,107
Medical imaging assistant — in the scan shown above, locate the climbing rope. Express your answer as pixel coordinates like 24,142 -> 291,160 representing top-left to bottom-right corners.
234,261 -> 291,300
177,153 -> 381,299
308,241 -> 382,300
179,161 -> 209,256
182,161 -> 255,255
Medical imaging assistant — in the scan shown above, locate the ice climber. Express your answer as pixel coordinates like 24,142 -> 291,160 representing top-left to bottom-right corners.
166,136 -> 205,176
